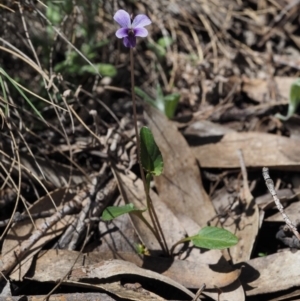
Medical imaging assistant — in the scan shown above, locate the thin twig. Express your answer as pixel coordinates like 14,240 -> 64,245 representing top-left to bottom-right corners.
192,284 -> 206,301
262,167 -> 300,241
0,210 -> 57,227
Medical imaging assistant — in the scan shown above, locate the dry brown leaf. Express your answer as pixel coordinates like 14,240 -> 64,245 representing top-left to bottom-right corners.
149,253 -> 238,289
192,132 -> 300,170
212,186 -> 261,264
144,105 -> 216,227
114,169 -> 186,252
67,280 -> 166,301
242,76 -> 296,102
226,203 -> 259,265
184,120 -> 235,138
237,250 -> 300,296
205,280 -> 246,301
224,151 -> 260,264
28,249 -> 96,282
266,288 -> 300,301
10,292 -> 118,301
69,260 -> 195,299
29,249 -> 239,290
143,106 -> 245,300
133,254 -> 239,290
30,251 -> 194,300
0,188 -> 75,281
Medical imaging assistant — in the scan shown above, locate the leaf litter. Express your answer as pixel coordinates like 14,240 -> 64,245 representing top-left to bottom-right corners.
1,0 -> 300,300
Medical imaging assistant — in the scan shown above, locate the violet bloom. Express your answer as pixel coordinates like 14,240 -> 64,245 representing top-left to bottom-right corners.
114,9 -> 151,48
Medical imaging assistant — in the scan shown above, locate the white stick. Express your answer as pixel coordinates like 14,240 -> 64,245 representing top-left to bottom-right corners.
262,167 -> 300,241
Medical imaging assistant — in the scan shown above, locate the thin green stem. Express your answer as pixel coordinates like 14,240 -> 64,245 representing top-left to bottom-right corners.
145,173 -> 169,254
134,212 -> 162,245
146,191 -> 169,254
130,48 -> 169,255
170,236 -> 191,256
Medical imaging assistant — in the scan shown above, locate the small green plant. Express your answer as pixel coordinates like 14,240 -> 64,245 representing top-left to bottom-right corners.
102,128 -> 237,254
147,36 -> 173,59
275,78 -> 300,121
135,243 -> 150,255
54,52 -> 117,77
101,9 -> 238,256
45,0 -> 103,77
135,84 -> 180,119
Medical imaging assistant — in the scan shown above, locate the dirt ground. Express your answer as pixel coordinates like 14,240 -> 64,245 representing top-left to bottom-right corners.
1,0 -> 300,300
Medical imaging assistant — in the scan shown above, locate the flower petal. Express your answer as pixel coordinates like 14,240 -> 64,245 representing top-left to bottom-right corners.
134,27 -> 148,37
113,10 -> 131,28
115,28 -> 128,38
132,14 -> 151,28
123,36 -> 136,48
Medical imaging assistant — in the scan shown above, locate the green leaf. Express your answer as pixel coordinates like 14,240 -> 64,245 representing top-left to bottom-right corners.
156,84 -> 165,112
147,42 -> 166,59
80,63 -> 117,77
134,87 -> 156,105
276,78 -> 300,121
191,226 -> 238,250
164,93 -> 180,119
157,37 -> 173,48
101,203 -> 146,221
135,86 -> 163,114
140,127 -> 164,176
135,85 -> 179,119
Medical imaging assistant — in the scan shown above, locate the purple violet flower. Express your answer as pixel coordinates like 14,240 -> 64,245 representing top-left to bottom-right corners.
114,9 -> 151,48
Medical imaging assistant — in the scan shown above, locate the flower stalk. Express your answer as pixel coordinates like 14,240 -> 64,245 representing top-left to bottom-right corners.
130,48 -> 169,255
114,9 -> 169,254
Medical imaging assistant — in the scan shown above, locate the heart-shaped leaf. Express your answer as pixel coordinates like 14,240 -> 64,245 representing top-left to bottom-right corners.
191,226 -> 238,250
102,203 -> 146,221
140,127 -> 164,176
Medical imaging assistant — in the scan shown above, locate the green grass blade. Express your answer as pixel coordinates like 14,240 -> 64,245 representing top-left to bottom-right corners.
0,74 -> 8,115
0,68 -> 46,123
